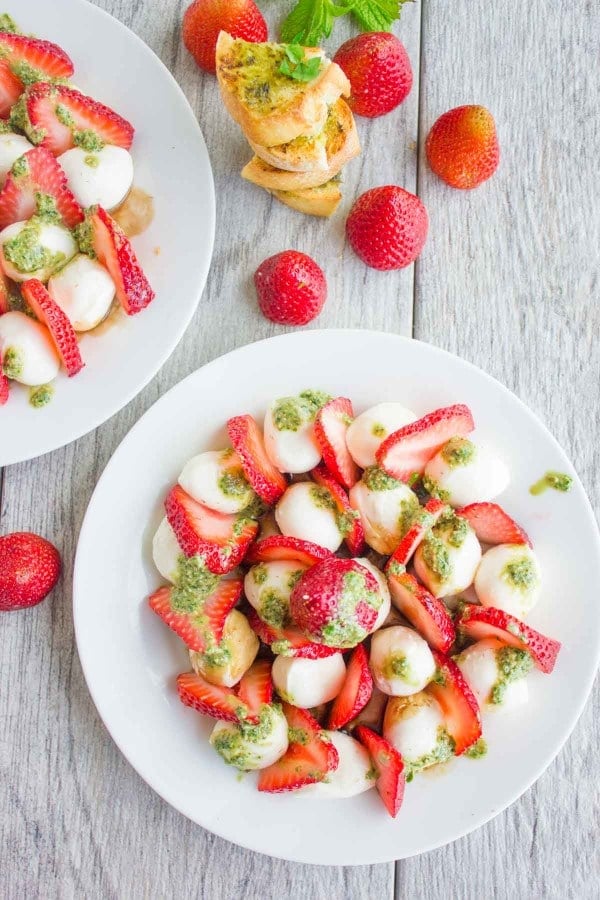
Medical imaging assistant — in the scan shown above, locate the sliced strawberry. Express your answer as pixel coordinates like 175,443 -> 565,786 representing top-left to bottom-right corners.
377,404 -> 475,480
0,61 -> 21,118
236,659 -> 273,715
387,498 -> 448,568
246,607 -> 339,659
149,585 -> 208,652
202,579 -> 243,643
23,83 -> 134,156
458,502 -> 531,547
21,279 -> 83,376
89,206 -> 154,315
258,703 -> 339,793
0,33 -> 74,85
177,671 -> 249,722
311,463 -> 365,554
0,365 -> 9,405
0,146 -> 83,229
457,605 -> 561,674
165,485 -> 258,575
387,571 -> 455,653
245,535 -> 333,567
328,644 -> 373,730
314,397 -> 360,489
427,651 -> 482,755
227,414 -> 287,504
355,725 -> 405,818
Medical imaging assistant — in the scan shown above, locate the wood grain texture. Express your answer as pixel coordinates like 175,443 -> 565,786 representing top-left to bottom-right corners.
1,0 -> 599,897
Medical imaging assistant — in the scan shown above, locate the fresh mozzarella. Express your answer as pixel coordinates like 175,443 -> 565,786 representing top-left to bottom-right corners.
0,310 -> 59,385
210,703 -> 288,770
190,610 -> 259,688
179,449 -> 255,515
474,543 -> 542,618
413,515 -> 482,598
353,557 -> 391,631
0,219 -> 77,282
301,731 -> 374,798
369,625 -> 436,696
152,517 -> 181,582
349,476 -> 419,555
346,402 -> 417,468
424,437 -> 510,508
263,395 -> 323,474
58,145 -> 134,211
455,637 -> 530,712
272,653 -> 346,707
244,559 -> 307,628
275,481 -> 343,552
48,254 -> 115,331
0,134 -> 34,183
383,692 -> 446,765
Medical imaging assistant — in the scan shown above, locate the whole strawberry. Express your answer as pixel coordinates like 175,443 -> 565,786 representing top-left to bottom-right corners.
346,186 -> 428,271
333,33 -> 412,118
426,105 -> 499,189
0,532 -> 61,611
183,0 -> 268,74
254,250 -> 327,326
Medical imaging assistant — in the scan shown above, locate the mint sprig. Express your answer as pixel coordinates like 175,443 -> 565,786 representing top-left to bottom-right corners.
280,0 -> 414,47
278,44 -> 323,81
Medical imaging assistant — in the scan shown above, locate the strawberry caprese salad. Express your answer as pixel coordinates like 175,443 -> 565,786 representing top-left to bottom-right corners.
0,14 -> 154,408
147,392 -> 563,817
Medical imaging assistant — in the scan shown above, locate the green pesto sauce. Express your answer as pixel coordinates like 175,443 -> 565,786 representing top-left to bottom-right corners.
383,653 -> 416,684
202,643 -> 232,669
422,474 -> 451,503
438,511 -> 469,549
490,646 -> 533,704
501,556 -> 538,592
405,728 -> 455,781
530,470 -> 573,495
287,568 -> 304,590
336,507 -> 360,538
272,389 -> 331,432
3,217 -> 65,275
29,383 -> 54,408
169,554 -> 219,614
371,422 -> 386,438
288,724 -> 309,745
232,514 -> 254,539
362,465 -> 404,492
387,560 -> 406,578
0,13 -> 19,33
9,95 -> 44,143
225,42 -> 320,113
259,587 -> 290,629
441,436 -> 475,468
310,484 -> 336,512
218,468 -> 251,499
9,59 -> 48,87
398,495 -> 420,537
320,569 -> 381,648
35,192 -> 60,222
11,154 -> 28,178
212,704 -> 281,770
421,532 -> 452,582
465,738 -> 488,759
252,563 -> 268,585
84,154 -> 100,168
241,494 -> 268,519
2,345 -> 23,379
73,129 -> 105,152
271,638 -> 293,656
74,216 -> 96,258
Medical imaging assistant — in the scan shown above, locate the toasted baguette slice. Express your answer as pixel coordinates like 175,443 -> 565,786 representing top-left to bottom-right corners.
248,98 -> 358,173
216,32 -> 350,147
270,180 -> 342,217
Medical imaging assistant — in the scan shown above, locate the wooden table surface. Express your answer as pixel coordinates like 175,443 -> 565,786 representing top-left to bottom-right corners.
2,1 -> 599,897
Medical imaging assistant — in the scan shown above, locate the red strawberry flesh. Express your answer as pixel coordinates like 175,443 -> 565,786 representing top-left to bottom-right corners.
89,206 -> 154,315
227,414 -> 287,504
457,605 -> 561,674
387,570 -> 455,653
387,497 -> 448,567
0,61 -> 22,117
0,32 -> 74,84
257,703 -> 339,793
177,671 -> 250,722
377,404 -> 475,480
246,607 -> 339,659
355,725 -> 405,817
236,659 -> 273,714
21,279 -> 84,376
0,146 -> 84,229
458,502 -> 531,547
427,651 -> 482,755
245,535 -> 333,567
314,396 -> 360,489
311,463 -> 365,555
328,644 -> 373,730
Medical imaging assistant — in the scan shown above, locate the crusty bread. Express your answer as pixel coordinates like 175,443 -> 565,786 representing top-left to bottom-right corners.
248,98 -> 358,174
216,32 -> 350,147
270,180 -> 342,217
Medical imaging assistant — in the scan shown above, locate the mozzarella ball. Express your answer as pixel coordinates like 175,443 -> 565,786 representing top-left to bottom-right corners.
210,703 -> 288,770
47,254 -> 115,331
244,560 -> 307,629
384,692 -> 449,767
152,517 -> 181,582
264,392 -> 328,474
272,653 -> 346,707
0,310 -> 59,385
179,449 -> 255,515
370,626 -> 436,696
275,481 -> 343,552
424,437 -> 510,508
474,544 -> 542,619
58,145 -> 134,211
190,610 -> 259,688
301,731 -> 374,798
455,637 -> 531,712
413,514 -> 482,598
346,402 -> 417,468
0,134 -> 34,183
349,474 -> 419,555
353,557 -> 391,631
0,219 -> 77,282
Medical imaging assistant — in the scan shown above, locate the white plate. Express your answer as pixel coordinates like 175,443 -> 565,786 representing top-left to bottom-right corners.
0,0 -> 215,466
74,330 -> 600,866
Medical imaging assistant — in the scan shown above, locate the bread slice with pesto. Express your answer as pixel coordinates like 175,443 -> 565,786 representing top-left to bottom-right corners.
269,180 -> 343,217
216,32 -> 351,147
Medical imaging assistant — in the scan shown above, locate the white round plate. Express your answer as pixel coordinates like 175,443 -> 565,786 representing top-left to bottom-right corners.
74,330 -> 600,866
0,0 -> 215,466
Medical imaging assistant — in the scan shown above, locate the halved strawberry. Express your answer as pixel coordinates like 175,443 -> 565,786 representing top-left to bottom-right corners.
237,659 -> 273,715
457,605 -> 561,674
314,396 -> 360,489
245,535 -> 333,567
227,414 -> 287,504
22,82 -> 134,156
88,206 -> 154,315
0,61 -> 21,118
328,644 -> 373,730
387,498 -> 448,568
0,33 -> 74,85
258,703 -> 339,793
377,404 -> 475,480
177,671 -> 249,722
149,585 -> 208,652
21,279 -> 83,376
165,484 -> 258,574
355,725 -> 405,818
203,579 -> 243,643
427,651 -> 482,755
387,571 -> 455,653
311,463 -> 365,554
247,607 -> 339,659
458,502 -> 531,547
0,146 -> 84,229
